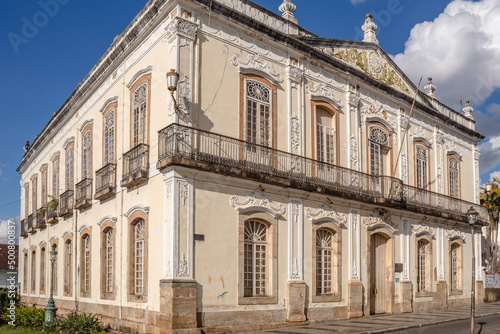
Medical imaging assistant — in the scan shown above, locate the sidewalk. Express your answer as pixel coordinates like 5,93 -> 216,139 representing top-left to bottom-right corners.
238,302 -> 500,334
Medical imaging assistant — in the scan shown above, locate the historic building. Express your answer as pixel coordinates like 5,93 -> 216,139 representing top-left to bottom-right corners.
17,0 -> 488,333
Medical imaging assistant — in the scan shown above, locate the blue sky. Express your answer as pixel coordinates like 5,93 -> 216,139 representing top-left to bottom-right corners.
0,0 -> 499,225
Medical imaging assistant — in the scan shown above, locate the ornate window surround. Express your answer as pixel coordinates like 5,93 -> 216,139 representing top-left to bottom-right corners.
102,101 -> 117,165
414,141 -> 431,190
127,209 -> 148,303
449,239 -> 463,295
129,72 -> 151,147
415,235 -> 433,297
366,121 -> 393,176
81,124 -> 93,179
100,219 -> 116,300
79,228 -> 92,298
311,100 -> 339,164
447,154 -> 461,199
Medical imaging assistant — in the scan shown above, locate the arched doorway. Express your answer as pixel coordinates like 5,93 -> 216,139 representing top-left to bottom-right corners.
370,232 -> 390,314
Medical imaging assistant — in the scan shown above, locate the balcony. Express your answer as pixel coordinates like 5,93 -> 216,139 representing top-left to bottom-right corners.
158,124 -> 488,225
27,214 -> 35,233
20,219 -> 27,238
47,201 -> 58,224
121,144 -> 149,188
59,190 -> 74,218
95,163 -> 116,201
36,207 -> 47,229
75,178 -> 93,211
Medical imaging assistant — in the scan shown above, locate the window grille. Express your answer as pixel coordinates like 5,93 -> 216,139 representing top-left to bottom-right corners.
316,108 -> 335,164
316,229 -> 334,295
417,240 -> 428,292
244,220 -> 268,297
416,145 -> 428,189
449,158 -> 460,198
64,241 -> 72,293
52,246 -> 57,293
42,169 -> 47,206
66,147 -> 74,191
134,220 -> 145,295
23,253 -> 28,292
246,81 -> 270,147
83,235 -> 90,292
104,110 -> 115,164
133,84 -> 148,146
25,185 -> 29,218
52,159 -> 59,198
32,178 -> 37,216
105,229 -> 113,293
40,247 -> 45,292
31,251 -> 36,292
82,130 -> 92,179
451,243 -> 460,291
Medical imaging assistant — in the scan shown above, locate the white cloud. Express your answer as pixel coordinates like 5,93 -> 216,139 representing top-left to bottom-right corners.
351,0 -> 367,4
479,136 -> 500,174
489,170 -> 500,181
0,216 -> 20,244
393,0 -> 500,110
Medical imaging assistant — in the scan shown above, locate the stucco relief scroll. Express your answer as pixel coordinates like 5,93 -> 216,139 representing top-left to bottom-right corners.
363,208 -> 397,232
230,53 -> 284,84
305,82 -> 344,108
411,218 -> 435,238
290,115 -> 300,150
306,202 -> 347,226
445,227 -> 466,242
230,189 -> 285,218
166,17 -> 198,41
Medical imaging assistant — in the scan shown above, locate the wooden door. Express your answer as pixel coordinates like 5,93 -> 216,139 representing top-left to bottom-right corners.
370,233 -> 387,314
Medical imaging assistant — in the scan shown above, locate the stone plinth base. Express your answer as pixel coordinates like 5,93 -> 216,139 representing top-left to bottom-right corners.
160,279 -> 200,333
286,281 -> 306,322
476,281 -> 484,305
435,281 -> 447,308
401,281 -> 413,313
347,280 -> 363,318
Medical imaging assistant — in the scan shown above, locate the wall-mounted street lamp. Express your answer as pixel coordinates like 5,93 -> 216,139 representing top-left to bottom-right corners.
466,206 -> 479,334
44,245 -> 58,327
486,182 -> 492,194
166,69 -> 180,111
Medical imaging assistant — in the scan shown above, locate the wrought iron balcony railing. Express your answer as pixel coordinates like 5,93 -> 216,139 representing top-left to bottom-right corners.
75,178 -> 93,211
95,163 -> 116,201
59,190 -> 74,218
20,219 -> 27,237
47,200 -> 58,224
121,144 -> 149,188
158,123 -> 488,224
36,207 -> 46,229
27,214 -> 35,233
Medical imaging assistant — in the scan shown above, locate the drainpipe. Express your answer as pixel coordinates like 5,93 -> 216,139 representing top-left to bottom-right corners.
119,64 -> 126,323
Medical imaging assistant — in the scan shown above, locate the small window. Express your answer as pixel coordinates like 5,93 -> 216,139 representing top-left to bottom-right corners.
105,229 -> 114,293
134,220 -> 145,295
104,110 -> 115,164
23,252 -> 28,293
64,240 -> 72,295
132,84 -> 148,146
416,145 -> 428,190
82,235 -> 91,293
417,239 -> 431,292
52,158 -> 59,199
40,247 -> 46,294
82,130 -> 92,179
368,126 -> 390,176
449,157 -> 460,198
31,250 -> 36,293
246,81 -> 271,147
32,177 -> 38,215
316,229 -> 334,295
41,169 -> 47,207
66,146 -> 74,191
24,185 -> 30,218
52,245 -> 58,294
451,243 -> 462,291
244,220 -> 268,297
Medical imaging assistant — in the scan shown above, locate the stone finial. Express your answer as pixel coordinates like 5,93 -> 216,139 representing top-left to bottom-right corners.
279,0 -> 297,23
23,140 -> 30,153
362,14 -> 378,45
462,100 -> 474,120
424,77 -> 437,99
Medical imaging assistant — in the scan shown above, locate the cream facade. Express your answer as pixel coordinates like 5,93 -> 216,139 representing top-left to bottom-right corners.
18,0 -> 488,333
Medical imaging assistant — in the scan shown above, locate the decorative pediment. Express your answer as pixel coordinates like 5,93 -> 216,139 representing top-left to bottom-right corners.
288,65 -> 304,83
331,48 -> 410,95
446,227 -> 466,242
363,208 -> 397,233
231,53 -> 284,84
306,202 -> 347,226
412,218 -> 435,238
306,82 -> 344,109
230,189 -> 285,218
166,17 -> 198,41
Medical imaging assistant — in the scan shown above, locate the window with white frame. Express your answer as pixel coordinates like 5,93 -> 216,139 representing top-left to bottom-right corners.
41,169 -> 47,207
244,220 -> 268,297
316,108 -> 336,164
451,243 -> 462,291
245,80 -> 271,148
449,157 -> 460,198
66,146 -> 74,191
32,177 -> 37,215
417,239 -> 430,292
52,158 -> 59,199
132,84 -> 147,146
316,229 -> 334,295
369,126 -> 390,176
416,145 -> 428,189
31,250 -> 36,292
64,240 -> 72,294
104,110 -> 115,164
82,130 -> 92,179
105,228 -> 113,293
134,220 -> 145,295
82,235 -> 90,293
40,247 -> 46,293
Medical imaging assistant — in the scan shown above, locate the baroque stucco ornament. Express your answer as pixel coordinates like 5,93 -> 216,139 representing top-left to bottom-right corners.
230,53 -> 284,84
288,66 -> 304,83
165,17 -> 198,41
412,218 -> 435,238
446,227 -> 466,242
290,114 -> 301,150
306,82 -> 344,108
363,208 -> 397,232
306,202 -> 347,226
230,189 -> 285,218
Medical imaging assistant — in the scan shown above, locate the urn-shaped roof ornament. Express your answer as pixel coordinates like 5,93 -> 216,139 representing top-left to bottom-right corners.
424,77 -> 437,99
23,140 -> 30,154
462,100 -> 474,120
362,14 -> 378,45
279,0 -> 297,23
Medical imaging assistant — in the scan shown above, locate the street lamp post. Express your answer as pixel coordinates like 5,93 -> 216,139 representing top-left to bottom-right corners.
44,245 -> 58,326
466,206 -> 479,334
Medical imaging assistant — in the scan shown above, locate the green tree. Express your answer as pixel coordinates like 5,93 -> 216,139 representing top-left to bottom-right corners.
481,177 -> 500,272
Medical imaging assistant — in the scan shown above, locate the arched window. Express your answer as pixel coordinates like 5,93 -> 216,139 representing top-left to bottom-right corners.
64,239 -> 72,295
416,145 -> 428,189
23,252 -> 28,293
82,235 -> 91,293
449,157 -> 460,198
134,220 -> 145,295
24,185 -> 29,218
368,126 -> 390,176
41,169 -> 47,207
244,220 -> 268,297
316,229 -> 334,295
32,177 -> 37,216
52,244 -> 58,294
105,228 -> 114,293
450,243 -> 462,291
316,107 -> 336,164
104,110 -> 115,164
65,146 -> 74,191
31,250 -> 36,293
52,157 -> 59,199
132,84 -> 148,146
40,247 -> 46,294
417,239 -> 431,292
82,130 -> 92,179
246,80 -> 271,147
